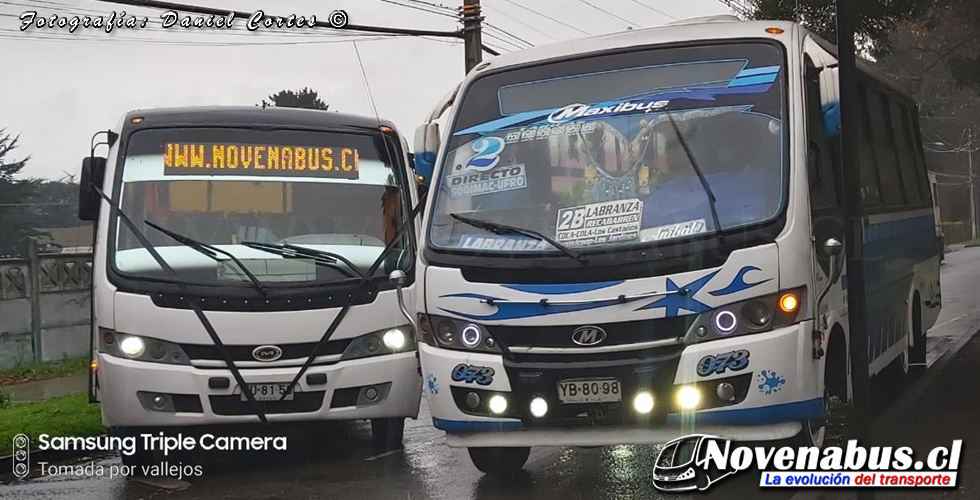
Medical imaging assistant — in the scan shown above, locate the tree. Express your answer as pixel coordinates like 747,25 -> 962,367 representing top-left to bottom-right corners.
258,87 -> 330,110
746,0 -> 931,57
0,130 -> 40,257
745,0 -> 980,90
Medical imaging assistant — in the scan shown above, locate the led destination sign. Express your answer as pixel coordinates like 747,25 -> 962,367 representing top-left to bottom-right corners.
163,142 -> 360,179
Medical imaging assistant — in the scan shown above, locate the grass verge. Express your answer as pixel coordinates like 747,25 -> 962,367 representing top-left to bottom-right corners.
0,394 -> 102,456
0,356 -> 89,386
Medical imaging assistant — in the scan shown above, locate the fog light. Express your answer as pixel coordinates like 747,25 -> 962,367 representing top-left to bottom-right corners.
696,326 -> 708,338
530,397 -> 548,418
716,382 -> 736,402
120,336 -> 145,358
465,392 -> 481,409
365,387 -> 378,401
383,329 -> 406,350
488,395 -> 508,414
151,395 -> 166,408
633,392 -> 654,414
676,386 -> 701,410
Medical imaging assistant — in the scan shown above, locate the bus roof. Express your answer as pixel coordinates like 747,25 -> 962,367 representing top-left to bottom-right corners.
120,106 -> 397,132
475,17 -> 801,73
474,16 -> 914,104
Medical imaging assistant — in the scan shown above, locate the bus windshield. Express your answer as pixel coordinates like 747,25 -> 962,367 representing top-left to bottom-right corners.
111,127 -> 410,286
428,42 -> 787,255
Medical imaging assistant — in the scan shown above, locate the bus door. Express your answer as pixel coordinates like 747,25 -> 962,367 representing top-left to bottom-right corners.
805,55 -> 846,374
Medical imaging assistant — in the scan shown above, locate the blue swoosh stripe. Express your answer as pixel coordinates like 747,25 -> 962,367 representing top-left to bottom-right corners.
439,297 -> 624,321
728,73 -> 778,87
665,398 -> 824,426
501,281 -> 623,295
440,292 -> 500,301
455,83 -> 777,135
734,65 -> 780,78
708,266 -> 771,297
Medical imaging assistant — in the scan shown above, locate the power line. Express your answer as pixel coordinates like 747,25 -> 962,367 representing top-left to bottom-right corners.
576,0 -> 639,28
497,0 -> 591,36
627,0 -> 678,21
96,0 -> 462,38
482,2 -> 557,42
79,0 -> 498,54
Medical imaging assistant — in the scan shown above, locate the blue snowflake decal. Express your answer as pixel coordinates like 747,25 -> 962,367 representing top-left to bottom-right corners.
757,370 -> 786,395
427,374 -> 439,395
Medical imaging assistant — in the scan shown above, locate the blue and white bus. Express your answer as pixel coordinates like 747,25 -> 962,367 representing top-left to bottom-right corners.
408,16 -> 942,474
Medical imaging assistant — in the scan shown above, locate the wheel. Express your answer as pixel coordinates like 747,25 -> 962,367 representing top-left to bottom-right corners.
908,298 -> 926,377
467,447 -> 531,475
793,381 -> 828,448
371,417 -> 405,453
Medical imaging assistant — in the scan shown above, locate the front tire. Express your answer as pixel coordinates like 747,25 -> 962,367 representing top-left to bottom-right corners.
468,447 -> 531,475
371,417 -> 405,453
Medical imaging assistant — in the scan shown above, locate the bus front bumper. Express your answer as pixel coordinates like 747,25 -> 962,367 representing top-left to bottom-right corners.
421,321 -> 821,448
97,351 -> 422,428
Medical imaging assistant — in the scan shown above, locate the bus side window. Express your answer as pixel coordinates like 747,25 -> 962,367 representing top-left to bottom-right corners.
805,61 -> 838,209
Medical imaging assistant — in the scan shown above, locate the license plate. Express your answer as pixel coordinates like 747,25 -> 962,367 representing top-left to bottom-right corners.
557,378 -> 622,403
241,383 -> 295,402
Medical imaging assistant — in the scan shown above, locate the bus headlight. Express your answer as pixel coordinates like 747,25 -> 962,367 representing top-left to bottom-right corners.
383,328 -> 407,350
687,287 -> 806,343
417,315 -> 501,354
119,336 -> 145,358
98,329 -> 191,365
341,326 -> 416,361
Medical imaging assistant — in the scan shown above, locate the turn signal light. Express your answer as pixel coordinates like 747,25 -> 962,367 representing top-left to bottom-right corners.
779,292 -> 799,313
765,27 -> 784,35
90,361 -> 98,371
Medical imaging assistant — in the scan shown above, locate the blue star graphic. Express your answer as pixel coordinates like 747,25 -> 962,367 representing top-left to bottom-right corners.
635,270 -> 719,316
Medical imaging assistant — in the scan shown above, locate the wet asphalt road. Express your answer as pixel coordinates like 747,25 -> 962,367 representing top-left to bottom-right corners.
0,399 -> 795,500
2,247 -> 979,500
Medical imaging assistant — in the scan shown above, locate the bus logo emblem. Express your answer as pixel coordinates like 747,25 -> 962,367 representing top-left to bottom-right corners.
571,326 -> 607,346
252,345 -> 283,362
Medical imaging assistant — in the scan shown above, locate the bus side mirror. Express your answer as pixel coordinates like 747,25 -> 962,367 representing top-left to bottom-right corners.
413,122 -> 440,186
78,156 -> 107,222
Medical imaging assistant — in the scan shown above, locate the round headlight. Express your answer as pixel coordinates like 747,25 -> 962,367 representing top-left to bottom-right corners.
712,310 -> 738,334
119,336 -> 145,358
436,320 -> 456,344
460,324 -> 482,348
741,300 -> 772,327
148,341 -> 167,360
383,328 -> 406,350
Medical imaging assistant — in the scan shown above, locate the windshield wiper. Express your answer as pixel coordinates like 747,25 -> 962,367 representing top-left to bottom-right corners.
239,241 -> 365,279
665,112 -> 725,245
144,220 -> 268,296
449,212 -> 588,265
90,186 -> 268,425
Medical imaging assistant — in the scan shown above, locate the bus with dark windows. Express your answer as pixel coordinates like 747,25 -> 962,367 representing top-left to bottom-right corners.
78,106 -> 423,468
406,16 -> 942,474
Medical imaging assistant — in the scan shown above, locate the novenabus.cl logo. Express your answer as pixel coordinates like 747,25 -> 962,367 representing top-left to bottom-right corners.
654,434 -> 963,491
653,434 -> 736,492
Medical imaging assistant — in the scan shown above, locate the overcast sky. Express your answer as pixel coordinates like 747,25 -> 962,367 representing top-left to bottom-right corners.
1,0 -> 730,180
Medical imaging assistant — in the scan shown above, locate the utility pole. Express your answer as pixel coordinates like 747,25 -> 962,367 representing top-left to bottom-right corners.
461,0 -> 484,73
969,127 -> 976,240
838,3 -> 875,500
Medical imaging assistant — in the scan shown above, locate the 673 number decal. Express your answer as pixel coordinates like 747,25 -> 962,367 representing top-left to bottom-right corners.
697,350 -> 750,377
451,364 -> 495,386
